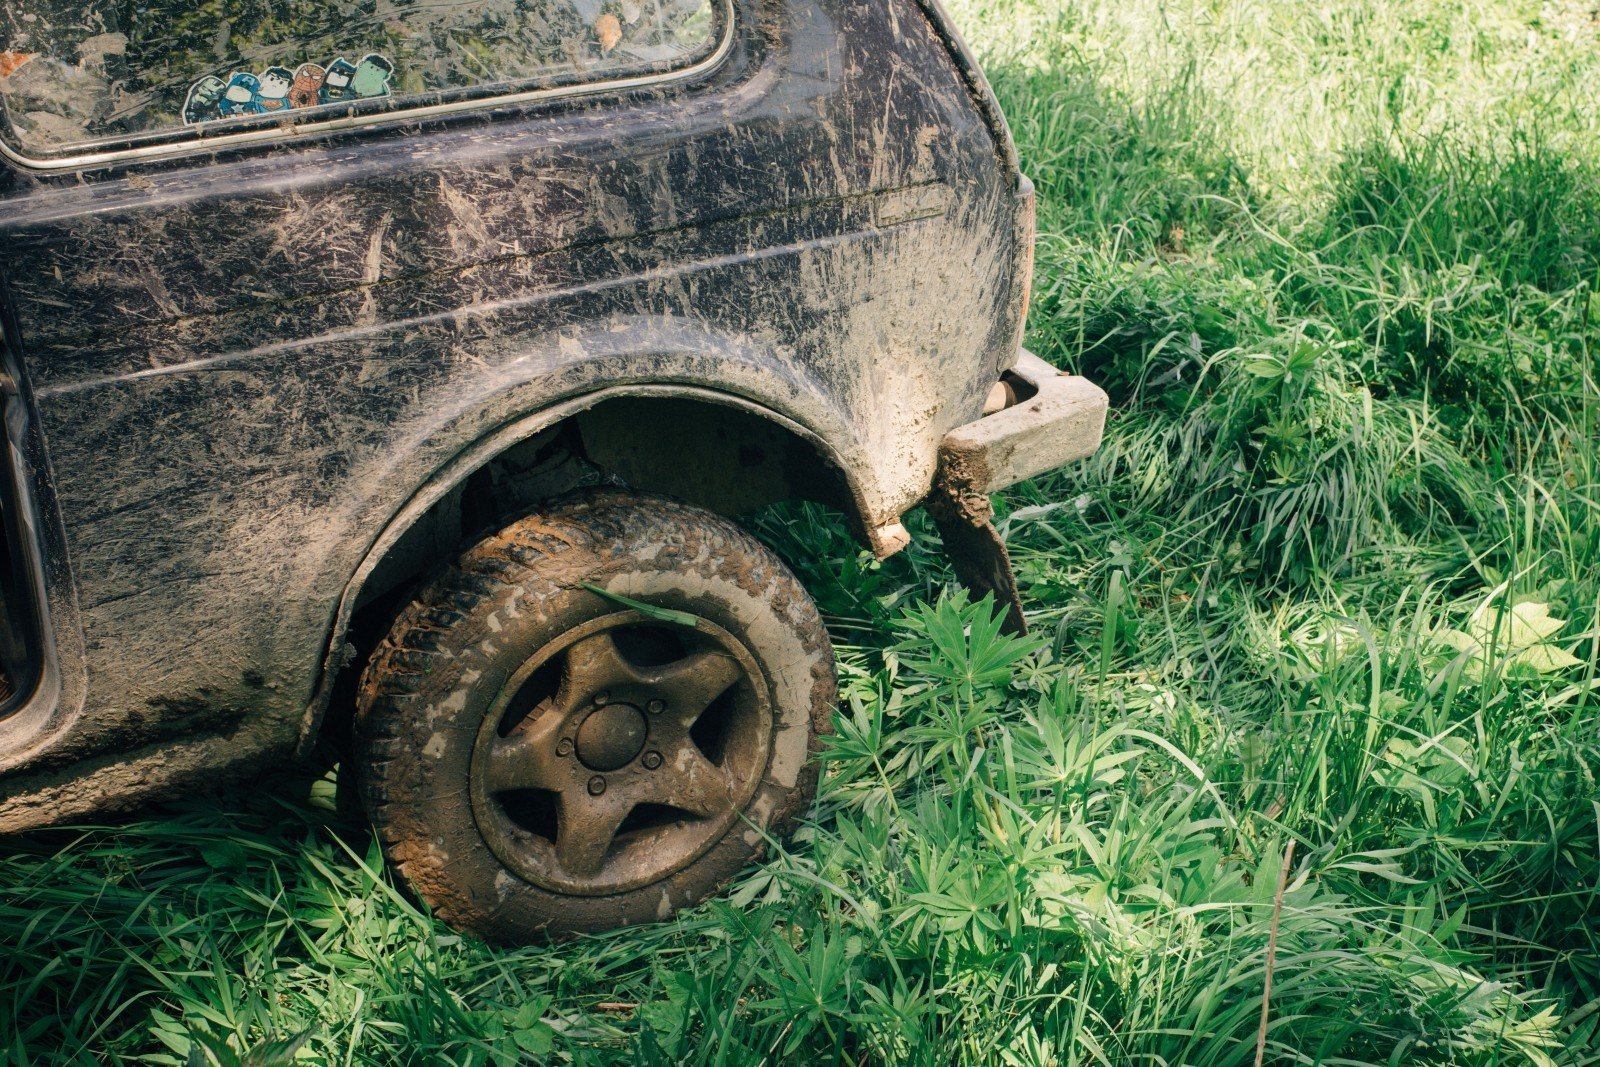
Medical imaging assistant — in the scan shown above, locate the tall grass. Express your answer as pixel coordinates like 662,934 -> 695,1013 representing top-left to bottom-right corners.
4,0 -> 1600,1062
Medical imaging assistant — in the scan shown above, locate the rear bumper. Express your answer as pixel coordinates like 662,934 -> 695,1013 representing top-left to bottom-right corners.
941,349 -> 1108,493
923,351 -> 1107,635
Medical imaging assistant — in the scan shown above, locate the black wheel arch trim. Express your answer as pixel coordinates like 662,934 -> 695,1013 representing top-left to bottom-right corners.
296,383 -> 875,755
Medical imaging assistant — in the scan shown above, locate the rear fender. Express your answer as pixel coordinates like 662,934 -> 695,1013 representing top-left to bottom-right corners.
298,376 -> 879,754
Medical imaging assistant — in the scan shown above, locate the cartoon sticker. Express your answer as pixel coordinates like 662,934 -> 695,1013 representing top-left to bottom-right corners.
184,52 -> 393,125
318,58 -> 359,104
217,72 -> 261,117
350,54 -> 393,98
257,66 -> 293,111
288,64 -> 324,109
182,74 -> 226,122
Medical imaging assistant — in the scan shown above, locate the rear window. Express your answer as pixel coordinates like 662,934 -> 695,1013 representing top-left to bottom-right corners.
0,0 -> 722,162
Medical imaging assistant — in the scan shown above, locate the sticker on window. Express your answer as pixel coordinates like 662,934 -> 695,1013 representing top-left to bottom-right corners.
182,54 -> 392,125
0,0 -> 721,161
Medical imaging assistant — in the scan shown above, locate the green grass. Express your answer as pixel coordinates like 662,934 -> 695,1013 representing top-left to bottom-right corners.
6,0 -> 1600,1062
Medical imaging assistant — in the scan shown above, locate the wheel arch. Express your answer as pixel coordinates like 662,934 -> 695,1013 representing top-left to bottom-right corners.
297,382 -> 874,755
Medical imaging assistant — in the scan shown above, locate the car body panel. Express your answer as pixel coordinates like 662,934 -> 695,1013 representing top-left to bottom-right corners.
0,0 -> 1031,826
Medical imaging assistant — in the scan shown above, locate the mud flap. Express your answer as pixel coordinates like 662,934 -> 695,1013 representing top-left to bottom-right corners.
925,463 -> 1027,637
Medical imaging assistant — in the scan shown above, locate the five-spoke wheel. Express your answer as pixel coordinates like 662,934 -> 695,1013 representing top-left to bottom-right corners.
469,612 -> 770,895
354,490 -> 835,939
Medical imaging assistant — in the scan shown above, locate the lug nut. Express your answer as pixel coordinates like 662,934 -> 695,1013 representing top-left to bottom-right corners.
592,691 -> 610,706
556,738 -> 574,757
642,751 -> 663,770
587,775 -> 607,796
646,699 -> 666,714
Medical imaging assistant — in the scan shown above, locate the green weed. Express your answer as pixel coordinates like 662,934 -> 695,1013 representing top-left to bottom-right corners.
4,0 -> 1600,1062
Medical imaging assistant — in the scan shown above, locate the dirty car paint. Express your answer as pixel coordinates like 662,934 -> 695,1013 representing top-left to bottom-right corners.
0,0 -> 1029,828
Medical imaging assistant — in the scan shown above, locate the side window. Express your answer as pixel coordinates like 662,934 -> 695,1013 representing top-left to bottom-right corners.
0,0 -> 723,162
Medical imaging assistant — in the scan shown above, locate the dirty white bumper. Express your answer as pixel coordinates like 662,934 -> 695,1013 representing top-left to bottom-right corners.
940,349 -> 1109,493
924,349 -> 1108,634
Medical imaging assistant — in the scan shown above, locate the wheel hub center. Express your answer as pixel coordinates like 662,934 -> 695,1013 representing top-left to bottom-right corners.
574,703 -> 648,771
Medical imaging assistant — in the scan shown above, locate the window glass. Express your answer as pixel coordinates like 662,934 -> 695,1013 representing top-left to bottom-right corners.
0,0 -> 718,158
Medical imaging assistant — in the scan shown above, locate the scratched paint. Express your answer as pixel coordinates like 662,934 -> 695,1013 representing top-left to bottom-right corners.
0,0 -> 1029,831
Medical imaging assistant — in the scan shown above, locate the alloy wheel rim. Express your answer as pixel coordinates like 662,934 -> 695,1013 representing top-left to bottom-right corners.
468,609 -> 772,896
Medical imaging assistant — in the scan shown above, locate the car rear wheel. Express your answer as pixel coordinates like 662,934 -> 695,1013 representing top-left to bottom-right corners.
354,489 -> 835,940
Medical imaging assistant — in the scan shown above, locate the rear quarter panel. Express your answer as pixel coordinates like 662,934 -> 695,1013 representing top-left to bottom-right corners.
0,0 -> 1024,823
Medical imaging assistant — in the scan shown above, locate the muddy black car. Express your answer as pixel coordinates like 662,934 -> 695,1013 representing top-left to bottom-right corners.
0,0 -> 1106,937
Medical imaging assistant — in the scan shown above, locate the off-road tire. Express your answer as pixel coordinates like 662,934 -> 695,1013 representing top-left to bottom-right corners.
354,489 -> 835,940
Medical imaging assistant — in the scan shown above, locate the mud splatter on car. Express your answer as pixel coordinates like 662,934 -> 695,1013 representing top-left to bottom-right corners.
0,0 -> 1104,937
